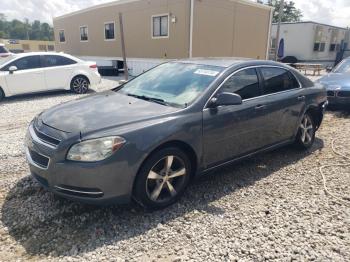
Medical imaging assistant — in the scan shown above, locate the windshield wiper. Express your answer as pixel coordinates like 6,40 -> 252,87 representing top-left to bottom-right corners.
127,93 -> 169,106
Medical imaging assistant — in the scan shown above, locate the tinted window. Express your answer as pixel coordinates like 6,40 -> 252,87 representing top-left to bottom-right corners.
4,56 -> 41,71
43,55 -> 76,67
220,68 -> 260,100
261,67 -> 298,95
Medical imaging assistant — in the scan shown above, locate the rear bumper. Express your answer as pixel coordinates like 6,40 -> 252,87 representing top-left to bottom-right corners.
89,71 -> 102,86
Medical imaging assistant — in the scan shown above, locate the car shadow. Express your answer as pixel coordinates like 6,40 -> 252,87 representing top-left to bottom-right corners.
1,138 -> 324,257
0,89 -> 96,105
326,106 -> 350,119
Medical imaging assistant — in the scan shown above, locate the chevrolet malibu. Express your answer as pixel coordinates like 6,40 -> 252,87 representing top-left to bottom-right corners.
25,59 -> 327,209
0,52 -> 101,101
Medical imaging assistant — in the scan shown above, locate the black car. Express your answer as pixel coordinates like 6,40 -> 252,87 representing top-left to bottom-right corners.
25,58 -> 327,209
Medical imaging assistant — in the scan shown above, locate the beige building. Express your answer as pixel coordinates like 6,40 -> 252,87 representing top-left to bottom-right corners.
53,0 -> 273,74
0,39 -> 55,53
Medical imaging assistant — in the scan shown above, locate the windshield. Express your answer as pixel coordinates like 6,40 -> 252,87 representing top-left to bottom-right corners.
118,62 -> 224,107
333,59 -> 350,73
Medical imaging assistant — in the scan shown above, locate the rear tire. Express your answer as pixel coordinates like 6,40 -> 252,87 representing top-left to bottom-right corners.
133,147 -> 192,210
0,88 -> 4,101
295,112 -> 315,149
70,76 -> 90,94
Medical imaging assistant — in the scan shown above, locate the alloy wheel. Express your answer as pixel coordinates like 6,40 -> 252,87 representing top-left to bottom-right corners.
300,115 -> 314,145
146,155 -> 187,203
72,77 -> 89,94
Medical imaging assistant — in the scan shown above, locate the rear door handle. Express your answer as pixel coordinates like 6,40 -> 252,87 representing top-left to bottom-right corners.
298,95 -> 306,101
255,104 -> 266,110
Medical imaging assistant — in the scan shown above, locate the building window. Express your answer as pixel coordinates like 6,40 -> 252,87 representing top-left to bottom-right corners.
48,45 -> 55,51
59,30 -> 65,43
104,22 -> 115,40
39,45 -> 47,51
313,42 -> 326,52
22,44 -> 30,50
152,15 -> 169,38
329,44 -> 336,52
80,26 -> 88,41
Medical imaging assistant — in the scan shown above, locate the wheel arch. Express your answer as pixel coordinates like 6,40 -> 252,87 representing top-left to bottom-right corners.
304,104 -> 324,130
132,140 -> 199,192
70,74 -> 91,85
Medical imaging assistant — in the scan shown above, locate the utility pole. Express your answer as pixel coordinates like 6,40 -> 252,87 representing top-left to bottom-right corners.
275,0 -> 284,61
119,12 -> 128,80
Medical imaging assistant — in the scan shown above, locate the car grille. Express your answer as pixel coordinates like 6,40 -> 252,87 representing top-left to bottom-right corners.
34,127 -> 60,147
29,149 -> 50,169
327,91 -> 335,97
337,91 -> 350,98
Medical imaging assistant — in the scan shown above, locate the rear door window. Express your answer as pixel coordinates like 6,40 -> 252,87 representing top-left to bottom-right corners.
220,68 -> 261,100
43,55 -> 77,67
4,56 -> 41,71
260,67 -> 299,95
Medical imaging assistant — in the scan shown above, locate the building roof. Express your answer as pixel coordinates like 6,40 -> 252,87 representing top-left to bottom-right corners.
272,21 -> 348,31
53,0 -> 272,20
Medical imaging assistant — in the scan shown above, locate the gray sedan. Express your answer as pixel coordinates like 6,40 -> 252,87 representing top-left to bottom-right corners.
25,59 -> 327,209
318,57 -> 350,106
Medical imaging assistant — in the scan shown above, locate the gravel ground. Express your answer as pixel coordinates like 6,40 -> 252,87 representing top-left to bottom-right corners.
0,76 -> 349,261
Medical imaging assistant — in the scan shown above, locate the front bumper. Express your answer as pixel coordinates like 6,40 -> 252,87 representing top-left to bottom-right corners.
327,90 -> 350,105
25,121 -> 137,205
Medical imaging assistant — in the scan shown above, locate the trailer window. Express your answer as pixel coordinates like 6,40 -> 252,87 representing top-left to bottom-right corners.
104,22 -> 115,40
59,30 -> 65,43
152,15 -> 168,38
80,26 -> 88,42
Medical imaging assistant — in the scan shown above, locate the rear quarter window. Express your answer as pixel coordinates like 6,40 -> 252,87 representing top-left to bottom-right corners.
0,46 -> 9,53
43,55 -> 77,67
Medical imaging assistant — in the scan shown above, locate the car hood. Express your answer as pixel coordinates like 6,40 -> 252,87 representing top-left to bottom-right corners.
318,73 -> 350,90
40,91 -> 179,134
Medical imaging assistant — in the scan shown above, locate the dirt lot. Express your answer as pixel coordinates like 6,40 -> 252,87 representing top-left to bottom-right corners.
0,77 -> 349,261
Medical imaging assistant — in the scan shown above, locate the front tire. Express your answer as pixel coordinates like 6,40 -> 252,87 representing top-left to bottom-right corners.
133,147 -> 192,209
295,113 -> 315,149
70,76 -> 89,94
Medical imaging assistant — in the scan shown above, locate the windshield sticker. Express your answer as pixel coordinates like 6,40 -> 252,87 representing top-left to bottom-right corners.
194,69 -> 220,77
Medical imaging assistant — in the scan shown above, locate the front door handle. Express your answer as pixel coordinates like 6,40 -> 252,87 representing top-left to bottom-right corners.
255,104 -> 266,110
298,95 -> 306,101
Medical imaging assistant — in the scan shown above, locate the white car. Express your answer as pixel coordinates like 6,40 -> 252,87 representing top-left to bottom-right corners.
0,52 -> 101,100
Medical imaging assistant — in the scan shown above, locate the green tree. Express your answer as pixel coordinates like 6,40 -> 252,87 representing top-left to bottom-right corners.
0,14 -> 54,41
262,0 -> 303,23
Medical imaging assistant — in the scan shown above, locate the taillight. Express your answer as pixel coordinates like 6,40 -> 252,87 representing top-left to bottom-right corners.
89,64 -> 97,69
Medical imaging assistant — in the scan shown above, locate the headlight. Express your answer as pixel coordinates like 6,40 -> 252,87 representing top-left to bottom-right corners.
67,136 -> 126,162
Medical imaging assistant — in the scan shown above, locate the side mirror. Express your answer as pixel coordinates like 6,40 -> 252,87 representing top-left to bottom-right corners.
209,92 -> 242,108
9,65 -> 18,74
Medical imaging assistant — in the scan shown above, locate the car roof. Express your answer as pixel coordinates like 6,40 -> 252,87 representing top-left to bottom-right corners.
174,57 -> 283,68
9,52 -> 68,58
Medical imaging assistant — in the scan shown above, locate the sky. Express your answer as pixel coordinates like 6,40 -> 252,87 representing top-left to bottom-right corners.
1,0 -> 350,28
